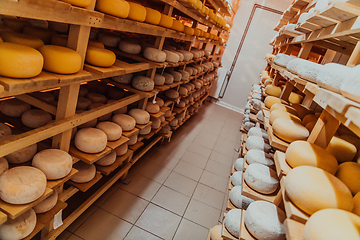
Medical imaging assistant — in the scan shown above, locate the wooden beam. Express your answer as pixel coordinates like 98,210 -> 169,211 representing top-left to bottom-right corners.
298,43 -> 313,59
15,94 -> 57,115
346,40 -> 360,67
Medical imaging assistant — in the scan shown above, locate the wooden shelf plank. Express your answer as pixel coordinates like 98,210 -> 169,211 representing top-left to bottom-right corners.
221,213 -> 238,240
69,145 -> 112,165
155,85 -> 171,92
136,121 -> 152,130
68,172 -> 103,192
128,141 -> 144,152
96,150 -> 133,176
320,2 -> 360,22
122,128 -> 139,138
242,177 -> 282,205
84,62 -> 126,78
274,151 -> 291,180
37,201 -> 68,225
285,218 -> 305,240
0,211 -> 7,225
267,126 -> 289,152
47,168 -> 78,189
150,111 -> 165,118
240,209 -> 257,240
54,70 -> 92,85
106,136 -> 130,150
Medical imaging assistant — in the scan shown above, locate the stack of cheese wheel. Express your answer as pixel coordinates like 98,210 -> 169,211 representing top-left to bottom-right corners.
71,161 -> 96,183
75,128 -> 107,153
112,114 -> 136,131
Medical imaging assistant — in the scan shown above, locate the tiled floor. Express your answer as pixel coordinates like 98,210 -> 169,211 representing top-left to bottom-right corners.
58,102 -> 243,240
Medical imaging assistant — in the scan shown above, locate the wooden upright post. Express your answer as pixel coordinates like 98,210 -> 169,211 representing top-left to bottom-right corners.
346,40 -> 360,67
298,43 -> 313,59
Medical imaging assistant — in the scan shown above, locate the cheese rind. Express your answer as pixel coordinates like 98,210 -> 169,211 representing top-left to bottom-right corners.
74,128 -> 107,154
0,209 -> 37,240
96,149 -> 116,166
86,47 -> 116,67
269,110 -> 301,125
71,162 -> 96,183
33,190 -> 58,213
158,14 -> 173,28
129,109 -> 150,124
0,99 -> 31,117
1,31 -> 44,49
224,209 -> 242,238
119,41 -> 141,55
112,114 -> 136,131
115,143 -> 128,156
336,162 -> 360,195
127,2 -> 146,22
244,163 -> 279,194
0,157 -> 9,176
21,109 -> 52,128
264,96 -> 281,109
95,0 -> 130,18
5,144 -> 37,164
145,8 -> 161,25
132,76 -> 154,91
96,121 -> 122,141
272,118 -> 309,143
326,136 -> 357,163
245,149 -> 274,167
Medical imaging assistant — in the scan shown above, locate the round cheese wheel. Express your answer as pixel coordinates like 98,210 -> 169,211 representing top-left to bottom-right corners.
231,171 -> 242,186
128,133 -> 138,145
38,45 -> 81,74
5,143 -> 37,164
60,0 -> 92,7
229,186 -> 254,210
96,149 -> 116,166
165,89 -> 179,99
248,127 -> 268,140
264,96 -> 282,109
139,124 -> 151,135
245,149 -> 274,167
245,201 -> 286,240
353,192 -> 360,216
286,141 -> 338,174
143,47 -> 166,62
1,31 -> 44,49
154,74 -> 165,86
127,2 -> 146,22
129,109 -> 150,124
210,225 -> 223,240
163,50 -> 180,63
86,92 -> 107,103
265,85 -> 281,97
77,97 -> 91,110
32,149 -> 72,180
112,73 -> 133,84
179,87 -> 188,96
167,70 -> 182,82
0,99 -> 31,117
88,40 -> 105,49
112,114 -> 136,131
95,0 -> 130,19
21,109 -> 52,128
132,75 -> 154,91
270,110 -> 301,125
289,92 -> 303,104
86,47 -> 116,67
23,26 -> 54,44
285,166 -> 353,215
336,162 -> 360,195
115,143 -> 128,156
51,34 -> 68,47
270,103 -> 298,116
224,209 -> 241,238
71,162 -> 96,183
159,115 -> 165,123
302,114 -> 318,126
178,70 -> 190,81
246,136 -> 272,152
96,121 -> 122,141
0,122 -> 11,142
244,163 -> 279,194
0,157 -> 9,176
163,72 -> 174,84
234,158 -> 244,171
158,14 -> 173,28
0,166 -> 47,204
119,40 -> 141,54
98,32 -> 121,48
172,20 -> 184,32
326,136 -> 357,163
272,118 -> 309,143
256,111 -> 264,122
151,116 -> 161,129
164,110 -> 172,118
303,208 -> 360,240
75,128 -> 107,153
145,7 -> 161,25
146,102 -> 160,114
0,209 -> 37,240
154,97 -> 164,107
0,42 -> 43,78
169,119 -> 178,127
33,190 -> 58,213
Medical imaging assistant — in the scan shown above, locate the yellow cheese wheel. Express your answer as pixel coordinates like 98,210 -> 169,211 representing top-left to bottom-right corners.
200,5 -> 207,14
285,166 -> 354,215
270,103 -> 298,116
305,121 -> 316,132
88,40 -> 105,49
3,18 -> 30,32
353,192 -> 360,216
272,118 -> 309,143
326,136 -> 357,163
288,92 -> 303,104
336,162 -> 360,195
38,45 -> 82,74
172,20 -> 185,32
194,28 -> 201,36
60,0 -> 92,7
265,85 -> 281,97
264,96 -> 281,109
184,26 -> 195,35
159,14 -> 173,28
304,209 -> 360,240
195,0 -> 202,10
86,47 -> 116,67
1,32 -> 44,49
23,26 -> 54,44
145,8 -> 161,25
340,135 -> 360,163
204,32 -> 210,38
291,103 -> 314,119
96,0 -> 130,19
127,2 -> 146,22
264,79 -> 273,87
51,35 -> 68,47
269,110 -> 301,125
0,42 -> 43,78
302,114 -> 318,126
286,140 -> 338,174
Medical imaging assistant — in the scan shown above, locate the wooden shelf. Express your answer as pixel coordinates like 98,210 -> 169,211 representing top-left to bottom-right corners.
106,81 -> 156,98
68,172 -> 103,192
130,136 -> 163,164
122,128 -> 140,138
69,145 -> 112,165
267,126 -> 289,152
274,151 -> 291,180
106,136 -> 130,150
136,121 -> 152,130
96,150 -> 133,176
155,85 -> 171,92
150,111 -> 165,118
242,177 -> 282,206
138,131 -> 155,141
47,168 -> 79,189
284,218 -> 305,240
128,141 -> 144,151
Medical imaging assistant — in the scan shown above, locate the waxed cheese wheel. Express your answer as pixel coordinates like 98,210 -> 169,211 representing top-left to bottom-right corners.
86,47 -> 116,67
75,128 -> 107,153
286,140 -> 338,174
5,143 -> 37,164
244,163 -> 279,194
128,133 -> 138,145
285,166 -> 353,215
171,20 -> 184,32
272,118 -> 309,143
264,96 -> 282,109
96,149 -> 116,166
127,2 -> 146,22
95,0 -> 130,19
1,31 -> 44,49
224,209 -> 241,238
0,209 -> 36,240
270,103 -> 298,116
269,110 -> 301,125
326,136 -> 357,163
234,158 -> 244,171
21,109 -> 52,128
151,116 -> 161,129
0,122 -> 11,142
210,225 -> 223,240
245,201 -> 286,240
163,72 -> 174,84
146,102 -> 160,114
265,85 -> 281,97
77,97 -> 91,110
229,186 -> 254,210
336,162 -> 360,195
119,40 -> 141,54
38,45 -> 81,74
96,121 -> 122,141
112,114 -> 136,131
245,149 -> 274,167
33,190 -> 58,213
158,14 -> 173,28
153,74 -> 165,86
0,157 -> 9,176
132,76 -> 154,91
289,92 -> 303,104
0,166 -> 47,204
71,161 -> 96,183
0,99 -> 31,117
115,143 -> 128,156
246,136 -> 272,152
112,73 -> 133,84
32,149 -> 72,180
88,40 -> 105,49
165,89 -> 179,99
231,171 -> 242,186
129,109 -> 150,124
145,7 -> 161,25
143,47 -> 166,62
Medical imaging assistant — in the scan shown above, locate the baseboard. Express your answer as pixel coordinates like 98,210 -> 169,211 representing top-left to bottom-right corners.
214,100 -> 244,114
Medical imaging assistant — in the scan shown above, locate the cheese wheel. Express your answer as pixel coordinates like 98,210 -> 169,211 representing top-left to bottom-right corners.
154,97 -> 164,107
143,47 -> 166,62
168,71 -> 182,82
129,109 -> 150,124
1,31 -> 44,49
145,8 -> 161,25
31,91 -> 55,102
112,114 -> 136,131
179,87 -> 188,96
38,45 -> 81,74
0,42 -> 43,78
98,32 -> 121,48
96,121 -> 122,141
336,162 -> 360,195
33,190 -> 58,213
154,74 -> 165,86
23,26 -> 54,44
151,116 -> 161,129
32,149 -> 72,180
96,149 -> 116,166
95,0 -> 130,18
248,127 -> 268,140
291,103 -> 313,119
163,72 -> 174,84
303,208 -> 360,240
158,14 -> 173,28
132,75 -> 154,91
229,186 -> 254,210
246,136 -> 272,152
0,157 -> 9,176
165,89 -> 179,99
112,73 -> 133,84
326,136 -> 357,163
234,158 -> 244,171
71,162 -> 96,183
302,114 -> 318,126
159,115 -> 165,122
164,110 -> 172,118
0,209 -> 37,240
128,133 -> 138,145
163,50 -> 180,63
285,166 -> 353,215
0,99 -> 31,117
60,0 -> 92,7
269,110 -> 301,125
88,40 -> 105,49
184,26 -> 195,35
193,28 -> 201,37
3,18 -> 29,32
264,96 -> 282,109
245,201 -> 286,240
245,149 -> 274,167
270,103 -> 298,116
0,122 -> 11,142
0,166 -> 47,204
5,143 -> 37,164
210,225 -> 223,240
21,109 -> 52,128
289,92 -> 303,104
114,143 -> 128,157
353,192 -> 360,216
286,140 -> 338,174
119,40 -> 141,54
75,128 -> 107,153
272,118 -> 309,143
127,2 -> 146,22
244,163 -> 279,194
146,102 -> 160,114
86,47 -> 116,67
231,171 -> 242,186
79,85 -> 89,97
224,209 -> 241,238
172,20 -> 184,32
139,124 -> 151,135
178,70 -> 190,80
178,50 -> 193,61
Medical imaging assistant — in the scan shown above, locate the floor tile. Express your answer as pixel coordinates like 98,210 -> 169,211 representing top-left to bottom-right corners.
193,135 -> 217,150
173,218 -> 209,240
209,150 -> 234,167
67,235 -> 84,240
213,140 -> 237,158
136,203 -> 182,240
67,205 -> 98,233
124,226 -> 162,240
139,161 -> 171,184
187,142 -> 212,159
149,154 -> 180,171
195,130 -> 219,142
199,170 -> 229,193
57,230 -> 72,240
120,175 -> 161,201
101,188 -> 149,224
184,199 -> 221,229
74,208 -> 132,240
205,160 -> 231,179
173,160 -> 204,181
94,185 -> 117,207
181,151 -> 209,169
164,172 -> 197,197
192,183 -> 225,210
152,186 -> 190,216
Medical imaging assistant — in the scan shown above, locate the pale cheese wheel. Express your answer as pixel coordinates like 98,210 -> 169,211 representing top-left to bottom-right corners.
269,110 -> 301,125
154,97 -> 164,107
244,163 -> 279,194
127,2 -> 146,22
0,209 -> 37,240
167,70 -> 182,82
115,143 -> 128,156
336,162 -> 360,195
265,85 -> 281,98
302,114 -> 318,126
245,149 -> 274,167
96,121 -> 122,141
264,96 -> 282,109
128,133 -> 138,145
98,32 -> 121,47
112,114 -> 136,131
264,79 -> 273,87
210,225 -> 223,240
285,166 -> 353,215
326,136 -> 357,163
77,97 -> 91,110
246,136 -> 272,152
0,123 -> 11,142
163,50 -> 180,63
272,118 -> 309,143
164,110 -> 172,118
96,149 -> 116,166
248,127 -> 268,140
153,74 -> 165,86
288,92 -> 303,104
75,128 -> 107,153
234,158 -> 244,171
71,161 -> 96,183
1,31 -> 44,49
21,109 -> 52,128
139,124 -> 151,135
158,14 -> 173,28
0,157 -> 9,176
33,190 -> 58,213
0,166 -> 47,204
132,75 -> 154,91
224,209 -> 242,238
165,89 -> 179,99
178,50 -> 193,61
178,70 -> 190,81
145,7 -> 161,25
159,115 -> 165,123
231,171 -> 242,186
286,141 -> 338,175
86,47 -> 116,67
170,119 -> 178,127
143,47 -> 166,62
179,87 -> 188,96
5,143 -> 37,164
129,109 -> 150,124
112,73 -> 133,84
229,186 -> 254,210
151,116 -> 161,129
163,72 -> 174,84
353,192 -> 360,216
245,201 -> 286,240
159,124 -> 170,133
146,102 -> 160,114
119,40 -> 141,54
96,0 -> 130,18
0,99 -> 31,117
270,103 -> 298,116
256,111 -> 264,122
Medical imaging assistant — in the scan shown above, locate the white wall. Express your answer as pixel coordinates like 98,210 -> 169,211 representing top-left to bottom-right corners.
213,0 -> 293,112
